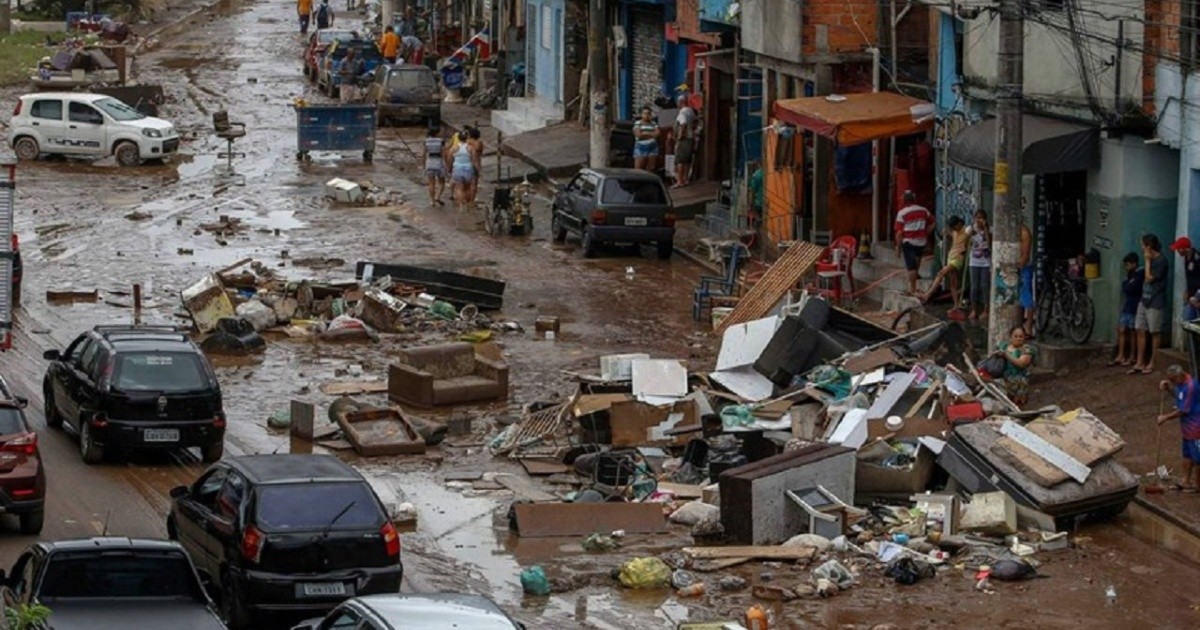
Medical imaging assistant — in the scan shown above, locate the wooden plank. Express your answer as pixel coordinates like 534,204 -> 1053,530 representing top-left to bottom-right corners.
513,502 -> 666,537
494,474 -> 559,503
715,241 -> 825,333
843,347 -> 901,375
609,399 -> 695,447
865,372 -> 917,420
574,393 -> 632,416
904,379 -> 942,417
319,381 -> 388,396
998,420 -> 1091,483
1032,408 -> 1125,464
656,482 -> 705,499
682,546 -> 817,560
689,558 -> 752,573
521,459 -> 571,476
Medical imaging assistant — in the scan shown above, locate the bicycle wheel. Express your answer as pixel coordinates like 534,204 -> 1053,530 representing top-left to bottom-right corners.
1067,293 -> 1095,345
1035,280 -> 1054,334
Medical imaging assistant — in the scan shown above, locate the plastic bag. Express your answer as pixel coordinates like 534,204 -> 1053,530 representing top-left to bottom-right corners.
581,533 -> 618,552
617,557 -> 671,589
720,404 -> 755,428
885,556 -> 935,585
812,559 -> 854,588
520,566 -> 551,595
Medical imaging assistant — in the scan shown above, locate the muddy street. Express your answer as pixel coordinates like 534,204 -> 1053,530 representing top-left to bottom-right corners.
0,1 -> 1197,628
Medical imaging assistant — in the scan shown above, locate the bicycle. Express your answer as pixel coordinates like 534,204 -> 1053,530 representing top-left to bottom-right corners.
1035,262 -> 1095,344
467,85 -> 502,109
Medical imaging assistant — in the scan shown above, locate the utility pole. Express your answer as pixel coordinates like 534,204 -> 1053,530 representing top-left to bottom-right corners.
988,0 -> 1024,352
587,0 -> 609,168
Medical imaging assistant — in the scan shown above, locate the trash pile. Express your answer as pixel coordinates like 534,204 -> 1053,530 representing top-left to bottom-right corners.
482,295 -> 1139,617
179,258 -> 513,353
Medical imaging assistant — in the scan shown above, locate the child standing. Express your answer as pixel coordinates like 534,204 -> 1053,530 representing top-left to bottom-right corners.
966,210 -> 991,321
1109,252 -> 1143,367
1159,364 -> 1200,492
922,216 -> 968,309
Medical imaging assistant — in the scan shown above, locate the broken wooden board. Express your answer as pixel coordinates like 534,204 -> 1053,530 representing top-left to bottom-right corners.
682,546 -> 817,561
609,399 -> 696,447
46,289 -> 99,303
336,408 -> 426,456
319,381 -> 389,396
843,347 -> 902,375
716,241 -> 825,333
520,459 -> 571,476
993,408 -> 1123,487
317,438 -> 354,451
574,393 -> 633,417
655,482 -> 705,499
513,502 -> 667,537
689,557 -> 752,573
752,399 -> 794,420
999,419 -> 1090,483
494,474 -> 559,502
865,372 -> 917,420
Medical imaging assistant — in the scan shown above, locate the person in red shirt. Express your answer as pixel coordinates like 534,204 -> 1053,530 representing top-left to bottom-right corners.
893,190 -> 933,295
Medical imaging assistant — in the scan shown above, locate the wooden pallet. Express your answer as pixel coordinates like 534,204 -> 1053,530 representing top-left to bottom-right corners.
715,241 -> 826,333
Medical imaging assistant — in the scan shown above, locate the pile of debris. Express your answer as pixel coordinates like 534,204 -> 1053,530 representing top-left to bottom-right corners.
478,294 -> 1139,615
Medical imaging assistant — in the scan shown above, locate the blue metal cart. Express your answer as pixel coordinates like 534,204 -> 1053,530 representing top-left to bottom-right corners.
293,104 -> 377,162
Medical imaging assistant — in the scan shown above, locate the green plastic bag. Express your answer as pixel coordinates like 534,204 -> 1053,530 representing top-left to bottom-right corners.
617,557 -> 671,589
520,565 -> 550,595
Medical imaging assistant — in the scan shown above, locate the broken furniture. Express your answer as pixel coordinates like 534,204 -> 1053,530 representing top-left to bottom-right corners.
811,235 -> 857,304
357,261 -> 506,310
719,443 -> 856,544
198,316 -> 265,355
715,240 -> 825,333
753,298 -> 896,388
692,244 -> 745,322
213,110 -> 246,174
785,485 -> 852,539
388,342 -> 509,407
336,407 -> 426,456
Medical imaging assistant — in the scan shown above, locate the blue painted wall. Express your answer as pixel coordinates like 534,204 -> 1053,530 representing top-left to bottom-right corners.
527,0 -> 564,105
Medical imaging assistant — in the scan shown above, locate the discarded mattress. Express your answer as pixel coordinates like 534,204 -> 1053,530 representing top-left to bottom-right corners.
937,421 -> 1138,525
356,261 -> 505,310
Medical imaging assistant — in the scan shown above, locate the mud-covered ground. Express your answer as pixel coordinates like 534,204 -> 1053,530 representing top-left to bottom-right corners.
0,0 -> 1195,627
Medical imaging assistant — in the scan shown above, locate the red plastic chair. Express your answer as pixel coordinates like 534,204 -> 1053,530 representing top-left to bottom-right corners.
814,235 -> 857,303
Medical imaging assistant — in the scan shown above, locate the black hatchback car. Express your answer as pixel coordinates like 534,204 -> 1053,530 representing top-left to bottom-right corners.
167,454 -> 403,629
42,325 -> 226,464
551,167 -> 676,259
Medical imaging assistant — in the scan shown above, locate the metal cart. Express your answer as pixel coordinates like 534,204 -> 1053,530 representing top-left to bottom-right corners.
293,103 -> 377,162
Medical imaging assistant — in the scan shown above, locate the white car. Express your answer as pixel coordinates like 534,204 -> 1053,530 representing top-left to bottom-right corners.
8,92 -> 179,166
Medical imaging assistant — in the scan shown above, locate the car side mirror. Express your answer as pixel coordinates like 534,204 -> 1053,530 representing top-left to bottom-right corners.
42,350 -> 60,361
170,485 -> 189,500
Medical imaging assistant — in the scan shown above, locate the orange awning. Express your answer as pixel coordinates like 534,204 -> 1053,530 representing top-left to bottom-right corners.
773,92 -> 934,146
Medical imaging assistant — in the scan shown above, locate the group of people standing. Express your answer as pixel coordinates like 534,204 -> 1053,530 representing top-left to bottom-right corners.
297,0 -> 335,35
631,95 -> 700,188
422,126 -> 483,211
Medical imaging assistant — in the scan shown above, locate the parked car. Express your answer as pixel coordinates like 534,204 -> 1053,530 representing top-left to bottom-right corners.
551,167 -> 676,259
41,324 -> 226,465
292,593 -> 524,630
8,92 -> 179,166
304,28 -> 354,82
366,64 -> 440,126
0,537 -> 226,630
0,374 -> 43,534
317,39 -> 385,98
167,454 -> 403,628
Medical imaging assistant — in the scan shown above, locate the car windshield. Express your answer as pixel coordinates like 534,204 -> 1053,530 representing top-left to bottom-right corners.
333,41 -> 382,61
113,353 -> 209,393
602,178 -> 667,204
0,407 -> 26,435
93,97 -> 145,121
38,551 -> 202,600
255,482 -> 383,532
318,30 -> 352,44
386,69 -> 436,89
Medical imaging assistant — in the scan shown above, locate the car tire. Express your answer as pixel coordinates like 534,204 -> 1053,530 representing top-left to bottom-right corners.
551,211 -> 567,242
581,227 -> 598,258
13,137 -> 39,161
222,572 -> 251,629
202,441 -> 225,463
80,420 -> 105,465
19,510 -> 44,536
656,240 -> 674,260
114,141 -> 141,167
43,383 -> 63,429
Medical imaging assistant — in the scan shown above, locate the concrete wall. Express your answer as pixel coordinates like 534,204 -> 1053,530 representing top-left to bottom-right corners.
629,7 -> 662,114
1086,135 -> 1180,343
525,0 -> 563,104
741,0 -> 801,61
963,1 -> 1145,120
1155,61 -> 1200,346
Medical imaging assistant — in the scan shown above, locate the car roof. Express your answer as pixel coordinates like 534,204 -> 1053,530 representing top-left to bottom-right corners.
355,594 -> 519,629
88,325 -> 197,351
229,454 -> 364,485
37,537 -> 187,554
21,92 -> 109,102
584,167 -> 663,182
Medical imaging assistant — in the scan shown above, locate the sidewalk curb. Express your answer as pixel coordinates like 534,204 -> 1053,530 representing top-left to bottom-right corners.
133,0 -> 229,55
1132,495 -> 1200,540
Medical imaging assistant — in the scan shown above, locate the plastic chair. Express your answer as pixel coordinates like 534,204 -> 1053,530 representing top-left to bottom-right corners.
813,235 -> 857,303
693,244 -> 745,321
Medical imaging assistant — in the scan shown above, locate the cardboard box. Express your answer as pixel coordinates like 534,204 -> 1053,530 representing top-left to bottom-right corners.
854,445 -> 936,502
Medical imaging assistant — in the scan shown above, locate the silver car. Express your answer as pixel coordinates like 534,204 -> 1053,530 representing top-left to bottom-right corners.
292,593 -> 525,630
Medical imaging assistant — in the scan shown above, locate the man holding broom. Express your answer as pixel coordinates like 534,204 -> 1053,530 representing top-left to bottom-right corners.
1158,364 -> 1200,492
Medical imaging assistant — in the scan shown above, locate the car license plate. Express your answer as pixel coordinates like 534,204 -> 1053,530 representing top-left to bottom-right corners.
143,429 -> 180,442
624,217 -> 648,226
301,582 -> 347,597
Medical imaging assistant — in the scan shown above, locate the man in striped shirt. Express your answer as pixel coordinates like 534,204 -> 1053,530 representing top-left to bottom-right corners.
894,190 -> 933,296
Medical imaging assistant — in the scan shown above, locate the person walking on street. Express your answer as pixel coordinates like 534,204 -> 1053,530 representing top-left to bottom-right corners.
1132,233 -> 1168,375
450,130 -> 477,212
1170,236 -> 1200,322
1158,364 -> 1200,492
672,95 -> 697,188
466,126 -> 484,208
401,35 -> 424,65
966,209 -> 991,321
315,0 -> 334,29
1109,252 -> 1144,367
921,215 -> 968,309
338,47 -> 364,103
632,106 -> 659,173
424,127 -> 446,206
893,190 -> 933,296
298,0 -> 313,34
379,25 -> 400,64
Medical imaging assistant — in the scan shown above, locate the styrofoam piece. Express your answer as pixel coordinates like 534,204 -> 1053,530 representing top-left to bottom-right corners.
325,177 -> 364,203
631,359 -> 687,398
600,353 -> 650,381
710,365 -> 774,402
716,315 -> 780,371
828,408 -> 869,449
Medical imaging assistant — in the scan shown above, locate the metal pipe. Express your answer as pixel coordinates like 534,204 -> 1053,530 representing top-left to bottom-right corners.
870,46 -> 881,249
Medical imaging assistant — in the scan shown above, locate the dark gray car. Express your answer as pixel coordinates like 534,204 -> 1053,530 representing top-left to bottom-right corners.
367,65 -> 440,126
551,167 -> 675,259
